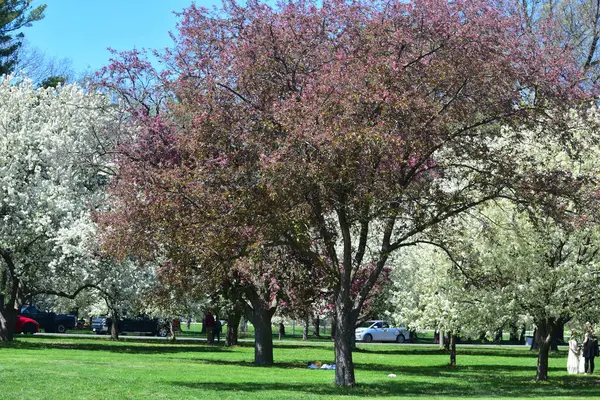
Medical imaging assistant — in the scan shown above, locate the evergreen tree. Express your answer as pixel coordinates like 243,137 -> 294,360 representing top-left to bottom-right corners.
0,0 -> 45,75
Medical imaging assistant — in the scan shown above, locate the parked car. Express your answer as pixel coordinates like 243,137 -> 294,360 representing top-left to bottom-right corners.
355,320 -> 410,343
92,315 -> 169,337
19,306 -> 77,333
15,315 -> 39,334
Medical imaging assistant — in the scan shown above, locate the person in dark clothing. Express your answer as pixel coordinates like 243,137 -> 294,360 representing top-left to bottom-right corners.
279,322 -> 285,340
204,312 -> 215,344
212,316 -> 222,343
583,332 -> 599,374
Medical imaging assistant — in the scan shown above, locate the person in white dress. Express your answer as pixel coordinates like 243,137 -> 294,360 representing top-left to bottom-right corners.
567,330 -> 582,374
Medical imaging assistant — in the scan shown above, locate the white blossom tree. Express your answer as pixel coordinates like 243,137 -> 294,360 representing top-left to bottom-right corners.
390,244 -> 516,366
85,257 -> 159,340
391,108 -> 600,380
392,199 -> 600,380
0,76 -> 127,341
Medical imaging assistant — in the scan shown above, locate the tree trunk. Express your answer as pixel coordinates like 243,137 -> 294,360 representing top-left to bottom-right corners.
249,306 -> 274,366
168,320 -> 177,342
303,316 -> 309,341
0,266 -> 6,296
535,319 -> 556,381
495,329 -> 503,343
449,334 -> 457,367
0,307 -> 17,342
333,306 -> 357,387
313,316 -> 320,337
0,253 -> 18,342
109,309 -> 119,341
226,309 -> 241,347
509,323 -> 519,344
331,318 -> 336,339
530,328 -> 540,351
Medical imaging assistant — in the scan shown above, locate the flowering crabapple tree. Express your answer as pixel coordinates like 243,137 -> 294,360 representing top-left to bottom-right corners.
393,107 -> 600,380
0,77 -> 127,341
518,0 -> 600,81
425,198 -> 600,381
87,258 -> 159,340
98,155 -> 312,359
98,0 -> 593,386
390,245 -> 508,367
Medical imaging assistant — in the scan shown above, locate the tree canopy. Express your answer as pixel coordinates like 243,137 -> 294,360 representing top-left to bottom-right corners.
0,77 -> 125,341
98,0 -> 596,386
0,0 -> 46,75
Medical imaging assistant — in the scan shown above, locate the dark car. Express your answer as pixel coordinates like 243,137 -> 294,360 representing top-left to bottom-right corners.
92,315 -> 169,337
19,306 -> 77,333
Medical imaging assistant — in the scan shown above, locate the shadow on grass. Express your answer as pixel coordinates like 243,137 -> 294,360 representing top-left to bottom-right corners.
168,357 -> 562,378
352,363 -> 565,375
7,340 -> 230,354
353,346 -> 564,359
170,375 -> 600,398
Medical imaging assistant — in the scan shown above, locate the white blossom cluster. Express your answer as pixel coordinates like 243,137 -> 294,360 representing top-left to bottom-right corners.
389,108 -> 600,336
0,76 -> 124,297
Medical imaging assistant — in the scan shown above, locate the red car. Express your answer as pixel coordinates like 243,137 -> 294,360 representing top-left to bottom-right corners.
15,315 -> 39,334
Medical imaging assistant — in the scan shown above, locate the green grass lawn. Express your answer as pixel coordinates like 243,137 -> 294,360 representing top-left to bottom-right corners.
1,337 -> 598,400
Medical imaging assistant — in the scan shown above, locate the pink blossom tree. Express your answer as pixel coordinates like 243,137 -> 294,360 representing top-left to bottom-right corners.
99,0 -> 593,386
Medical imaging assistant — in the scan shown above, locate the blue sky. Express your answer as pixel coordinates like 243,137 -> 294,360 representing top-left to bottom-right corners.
22,0 -> 222,74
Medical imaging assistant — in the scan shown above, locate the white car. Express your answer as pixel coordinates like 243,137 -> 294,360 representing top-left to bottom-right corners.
355,320 -> 410,343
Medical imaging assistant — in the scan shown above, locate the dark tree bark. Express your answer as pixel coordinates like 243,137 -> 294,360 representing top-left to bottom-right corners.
551,318 -> 568,351
449,334 -> 457,367
0,307 -> 17,342
535,318 -> 557,381
0,251 -> 19,342
226,308 -> 242,347
109,308 -> 120,341
409,330 -> 417,343
509,323 -> 520,343
221,275 -> 246,347
333,304 -> 358,387
495,329 -> 503,343
243,284 -> 277,365
249,305 -> 275,365
330,318 -> 336,339
313,316 -> 320,337
0,266 -> 6,301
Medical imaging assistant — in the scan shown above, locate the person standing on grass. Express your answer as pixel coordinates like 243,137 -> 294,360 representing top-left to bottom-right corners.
204,311 -> 215,344
279,322 -> 285,340
567,331 -> 582,374
212,316 -> 222,343
583,330 -> 599,374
